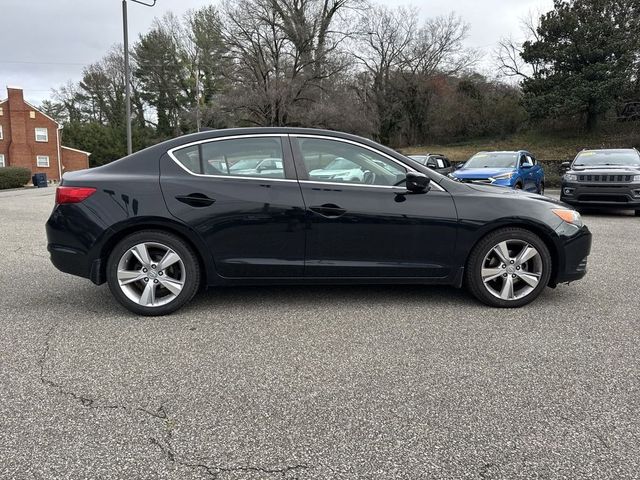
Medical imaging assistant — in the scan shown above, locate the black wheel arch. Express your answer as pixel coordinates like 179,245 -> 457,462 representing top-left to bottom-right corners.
463,219 -> 561,288
89,217 -> 214,287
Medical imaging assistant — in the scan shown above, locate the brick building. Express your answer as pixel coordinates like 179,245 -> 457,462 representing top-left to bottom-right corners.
0,86 -> 90,182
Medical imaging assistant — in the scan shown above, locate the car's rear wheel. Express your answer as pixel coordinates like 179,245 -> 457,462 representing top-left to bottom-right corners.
465,228 -> 552,308
107,231 -> 200,316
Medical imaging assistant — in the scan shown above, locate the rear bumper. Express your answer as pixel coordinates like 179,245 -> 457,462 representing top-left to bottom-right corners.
46,204 -> 107,285
47,243 -> 104,284
561,182 -> 640,208
553,225 -> 592,285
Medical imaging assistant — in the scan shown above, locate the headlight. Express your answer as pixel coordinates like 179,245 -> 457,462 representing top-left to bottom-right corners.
552,208 -> 583,227
490,172 -> 515,181
633,175 -> 640,183
564,173 -> 578,182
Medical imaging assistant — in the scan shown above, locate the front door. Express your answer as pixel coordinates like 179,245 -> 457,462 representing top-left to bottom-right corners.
291,136 -> 458,278
160,135 -> 306,278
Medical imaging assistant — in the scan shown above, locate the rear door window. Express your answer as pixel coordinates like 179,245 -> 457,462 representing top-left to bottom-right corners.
171,137 -> 286,179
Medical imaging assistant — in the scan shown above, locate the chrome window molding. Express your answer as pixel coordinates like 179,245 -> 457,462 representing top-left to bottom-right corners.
299,179 -> 445,192
166,132 -> 445,191
167,134 -> 297,183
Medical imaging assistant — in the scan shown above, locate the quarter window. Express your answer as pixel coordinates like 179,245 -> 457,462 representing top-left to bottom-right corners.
172,137 -> 285,179
297,138 -> 407,186
35,128 -> 48,142
36,155 -> 49,167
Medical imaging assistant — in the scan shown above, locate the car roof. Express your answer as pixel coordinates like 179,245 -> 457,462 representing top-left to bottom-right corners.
577,148 -> 639,155
474,150 -> 529,154
97,127 -> 418,174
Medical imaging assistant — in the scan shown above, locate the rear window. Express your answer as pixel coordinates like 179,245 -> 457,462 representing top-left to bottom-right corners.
171,137 -> 285,178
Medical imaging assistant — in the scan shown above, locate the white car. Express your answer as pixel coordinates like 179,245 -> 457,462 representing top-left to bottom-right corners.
308,157 -> 364,182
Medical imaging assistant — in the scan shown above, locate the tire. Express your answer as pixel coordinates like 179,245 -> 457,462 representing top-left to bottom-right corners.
514,182 -> 523,190
465,228 -> 552,308
635,210 -> 640,217
106,230 -> 201,316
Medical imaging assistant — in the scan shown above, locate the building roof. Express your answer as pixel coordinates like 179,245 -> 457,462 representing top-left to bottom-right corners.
61,145 -> 92,156
1,88 -> 61,127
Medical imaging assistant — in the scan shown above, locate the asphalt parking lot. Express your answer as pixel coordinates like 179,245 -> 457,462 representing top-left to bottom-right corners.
0,187 -> 638,479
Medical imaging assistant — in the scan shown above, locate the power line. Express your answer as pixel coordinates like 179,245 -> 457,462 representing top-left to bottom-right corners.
0,60 -> 89,66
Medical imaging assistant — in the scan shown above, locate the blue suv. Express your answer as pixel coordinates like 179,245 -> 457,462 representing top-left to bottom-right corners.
449,151 -> 545,194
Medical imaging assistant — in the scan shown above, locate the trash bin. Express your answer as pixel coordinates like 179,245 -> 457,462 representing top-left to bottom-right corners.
32,173 -> 48,188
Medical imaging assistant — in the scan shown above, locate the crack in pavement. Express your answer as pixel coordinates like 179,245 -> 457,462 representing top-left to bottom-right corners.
39,322 -> 312,478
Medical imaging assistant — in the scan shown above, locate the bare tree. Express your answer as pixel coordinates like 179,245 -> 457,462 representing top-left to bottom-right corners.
495,9 -> 542,81
354,5 -> 473,144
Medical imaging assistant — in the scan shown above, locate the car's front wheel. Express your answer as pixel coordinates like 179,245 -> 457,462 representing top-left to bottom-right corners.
465,228 -> 552,308
106,230 -> 200,316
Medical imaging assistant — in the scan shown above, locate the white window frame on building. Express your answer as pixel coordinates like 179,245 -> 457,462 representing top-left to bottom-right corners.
0,154 -> 5,167
35,127 -> 48,142
0,125 -> 3,140
36,155 -> 50,167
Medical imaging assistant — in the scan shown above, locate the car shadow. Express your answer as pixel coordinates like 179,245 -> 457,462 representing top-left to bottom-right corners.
576,207 -> 636,217
191,283 -> 476,309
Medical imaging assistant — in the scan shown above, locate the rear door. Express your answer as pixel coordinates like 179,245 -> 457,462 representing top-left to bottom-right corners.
291,135 -> 458,278
160,134 -> 306,278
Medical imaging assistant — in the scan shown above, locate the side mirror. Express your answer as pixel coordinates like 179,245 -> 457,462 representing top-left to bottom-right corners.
426,163 -> 437,170
455,162 -> 465,170
561,161 -> 571,170
406,172 -> 431,193
521,163 -> 533,169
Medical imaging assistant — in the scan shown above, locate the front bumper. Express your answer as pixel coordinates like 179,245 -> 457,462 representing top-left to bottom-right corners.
560,182 -> 640,208
553,224 -> 592,285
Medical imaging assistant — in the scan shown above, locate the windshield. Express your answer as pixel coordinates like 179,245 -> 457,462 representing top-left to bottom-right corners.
465,153 -> 518,169
573,150 -> 640,167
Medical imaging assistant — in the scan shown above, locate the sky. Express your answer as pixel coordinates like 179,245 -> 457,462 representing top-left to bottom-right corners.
0,0 -> 553,105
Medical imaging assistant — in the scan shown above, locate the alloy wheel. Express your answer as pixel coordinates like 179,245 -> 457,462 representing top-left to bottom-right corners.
481,240 -> 543,301
116,242 -> 185,307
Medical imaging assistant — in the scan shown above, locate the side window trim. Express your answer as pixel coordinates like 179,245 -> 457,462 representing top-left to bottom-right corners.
167,134 -> 297,182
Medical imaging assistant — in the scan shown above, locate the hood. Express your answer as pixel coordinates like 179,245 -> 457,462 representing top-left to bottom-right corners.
452,167 -> 514,179
467,183 -> 567,207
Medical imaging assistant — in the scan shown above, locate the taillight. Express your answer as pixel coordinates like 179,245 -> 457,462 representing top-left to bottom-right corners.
55,186 -> 97,204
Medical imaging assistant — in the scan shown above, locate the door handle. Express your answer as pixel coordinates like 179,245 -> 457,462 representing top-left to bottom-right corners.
310,203 -> 347,218
175,193 -> 216,207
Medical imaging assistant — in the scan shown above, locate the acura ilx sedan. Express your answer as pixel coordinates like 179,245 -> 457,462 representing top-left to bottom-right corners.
46,128 -> 591,315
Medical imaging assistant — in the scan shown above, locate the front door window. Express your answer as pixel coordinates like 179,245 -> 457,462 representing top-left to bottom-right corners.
298,138 -> 407,186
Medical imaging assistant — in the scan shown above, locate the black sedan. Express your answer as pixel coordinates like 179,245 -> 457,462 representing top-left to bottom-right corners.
561,148 -> 640,215
46,128 -> 591,315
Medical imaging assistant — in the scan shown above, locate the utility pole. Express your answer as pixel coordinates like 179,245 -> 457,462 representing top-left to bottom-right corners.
122,0 -> 157,156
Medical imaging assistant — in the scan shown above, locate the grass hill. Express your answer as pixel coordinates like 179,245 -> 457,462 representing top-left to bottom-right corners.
401,124 -> 640,187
